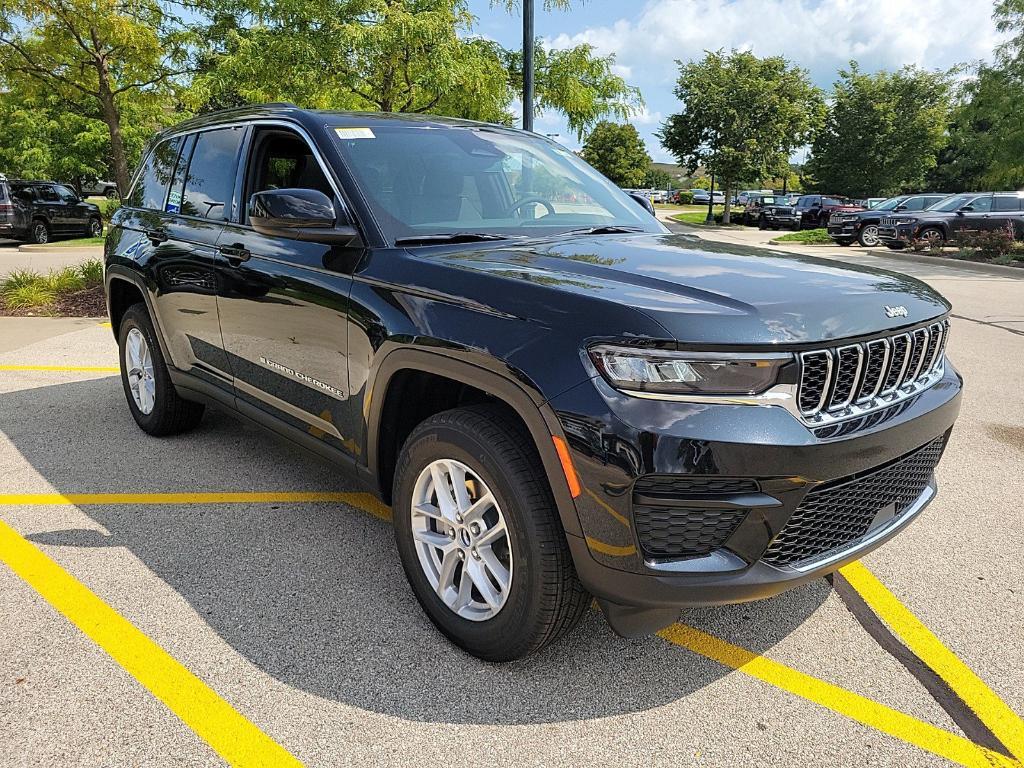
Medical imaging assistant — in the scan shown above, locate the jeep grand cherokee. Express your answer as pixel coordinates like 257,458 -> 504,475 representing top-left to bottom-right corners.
104,105 -> 962,661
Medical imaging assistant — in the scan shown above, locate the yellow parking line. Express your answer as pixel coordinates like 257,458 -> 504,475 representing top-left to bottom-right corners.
98,321 -> 112,328
0,517 -> 303,767
840,560 -> 1024,760
660,623 -> 1021,768
0,491 -> 392,521
0,364 -> 119,372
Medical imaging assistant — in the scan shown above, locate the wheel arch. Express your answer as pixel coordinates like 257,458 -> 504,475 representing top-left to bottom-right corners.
366,347 -> 584,538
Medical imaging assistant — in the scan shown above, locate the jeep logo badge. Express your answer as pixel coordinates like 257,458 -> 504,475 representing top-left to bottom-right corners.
884,305 -> 909,318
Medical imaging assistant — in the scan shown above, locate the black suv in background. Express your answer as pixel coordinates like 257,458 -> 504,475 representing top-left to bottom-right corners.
827,194 -> 948,247
877,192 -> 1024,248
792,195 -> 864,229
105,105 -> 962,661
0,176 -> 103,243
743,194 -> 800,229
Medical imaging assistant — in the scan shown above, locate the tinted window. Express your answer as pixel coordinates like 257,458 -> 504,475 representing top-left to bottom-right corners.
966,195 -> 992,212
902,197 -> 927,211
54,185 -> 78,202
129,137 -> 181,210
822,197 -> 847,206
993,195 -> 1022,212
181,128 -> 244,220
248,130 -> 332,200
165,134 -> 196,215
35,185 -> 60,202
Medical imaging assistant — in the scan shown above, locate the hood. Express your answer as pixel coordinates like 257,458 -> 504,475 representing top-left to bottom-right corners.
433,232 -> 949,345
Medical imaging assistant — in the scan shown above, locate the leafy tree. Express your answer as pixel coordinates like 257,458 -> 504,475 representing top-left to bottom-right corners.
0,0 -> 190,194
660,50 -> 823,222
644,166 -> 673,189
805,64 -> 951,198
581,122 -> 650,187
189,0 -> 639,138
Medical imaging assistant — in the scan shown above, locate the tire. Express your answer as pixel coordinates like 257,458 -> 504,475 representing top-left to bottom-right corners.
836,239 -> 853,247
86,218 -> 103,238
29,220 -> 49,245
117,304 -> 204,436
919,227 -> 945,247
393,404 -> 589,662
105,188 -> 119,199
886,243 -> 906,250
857,224 -> 881,247
758,216 -> 767,230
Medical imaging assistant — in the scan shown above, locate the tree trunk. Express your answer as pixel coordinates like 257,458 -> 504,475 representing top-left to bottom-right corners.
96,63 -> 130,198
723,186 -> 732,224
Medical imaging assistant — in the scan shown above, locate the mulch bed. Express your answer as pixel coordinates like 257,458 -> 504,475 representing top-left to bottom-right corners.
0,284 -> 106,317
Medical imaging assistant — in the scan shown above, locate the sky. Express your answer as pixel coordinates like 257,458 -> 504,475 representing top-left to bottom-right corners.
466,0 -> 1006,163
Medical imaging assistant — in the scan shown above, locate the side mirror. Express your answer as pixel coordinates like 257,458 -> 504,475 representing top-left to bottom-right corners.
958,205 -> 974,214
894,204 -> 907,211
249,188 -> 361,246
628,192 -> 656,217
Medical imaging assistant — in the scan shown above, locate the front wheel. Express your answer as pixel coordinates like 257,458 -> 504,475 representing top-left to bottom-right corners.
87,218 -> 103,238
393,405 -> 589,661
919,227 -> 945,248
858,224 -> 881,247
758,216 -> 767,230
118,304 -> 204,436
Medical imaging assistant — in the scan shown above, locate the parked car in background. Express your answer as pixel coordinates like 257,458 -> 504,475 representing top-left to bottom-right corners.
0,176 -> 103,244
827,194 -> 949,247
743,194 -> 800,229
735,189 -> 773,206
692,190 -> 724,205
79,179 -> 120,199
877,192 -> 1024,249
792,195 -> 864,229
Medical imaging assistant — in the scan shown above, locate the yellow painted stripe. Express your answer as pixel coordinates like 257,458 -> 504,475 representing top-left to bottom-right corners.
660,623 -> 1021,768
98,321 -> 112,328
0,517 -> 303,767
0,492 -> 392,521
584,536 -> 636,557
0,364 -> 119,372
841,561 -> 1024,759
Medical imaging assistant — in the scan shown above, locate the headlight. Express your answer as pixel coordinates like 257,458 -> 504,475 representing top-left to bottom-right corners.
589,346 -> 792,396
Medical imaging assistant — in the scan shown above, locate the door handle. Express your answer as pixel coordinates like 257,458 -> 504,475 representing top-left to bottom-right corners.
145,228 -> 168,245
219,243 -> 251,265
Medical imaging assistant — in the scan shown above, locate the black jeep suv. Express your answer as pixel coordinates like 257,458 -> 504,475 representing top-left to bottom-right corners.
743,194 -> 800,229
827,193 -> 949,247
0,176 -> 103,244
878,192 -> 1024,249
104,106 -> 962,661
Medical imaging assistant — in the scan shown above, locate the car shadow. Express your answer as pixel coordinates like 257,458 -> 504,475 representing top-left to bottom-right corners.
1,376 -> 828,725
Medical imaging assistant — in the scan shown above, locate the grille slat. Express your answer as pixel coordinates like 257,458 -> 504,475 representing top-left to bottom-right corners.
762,437 -> 945,568
798,322 -> 948,423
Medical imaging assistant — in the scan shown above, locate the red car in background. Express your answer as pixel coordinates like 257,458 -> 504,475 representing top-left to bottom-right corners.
792,194 -> 864,229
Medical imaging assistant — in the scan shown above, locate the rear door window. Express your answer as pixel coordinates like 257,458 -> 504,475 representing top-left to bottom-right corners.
993,195 -> 1022,212
181,128 -> 244,220
128,137 -> 182,210
36,185 -> 60,203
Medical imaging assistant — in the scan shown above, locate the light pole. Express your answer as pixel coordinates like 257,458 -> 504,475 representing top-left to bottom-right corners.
523,0 -> 535,131
706,175 -> 716,223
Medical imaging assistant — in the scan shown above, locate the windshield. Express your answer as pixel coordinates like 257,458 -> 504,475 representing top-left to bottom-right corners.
930,194 -> 972,212
873,197 -> 904,211
331,123 -> 661,243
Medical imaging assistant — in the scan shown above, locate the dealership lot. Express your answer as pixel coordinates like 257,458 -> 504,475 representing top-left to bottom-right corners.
1,251 -> 1022,766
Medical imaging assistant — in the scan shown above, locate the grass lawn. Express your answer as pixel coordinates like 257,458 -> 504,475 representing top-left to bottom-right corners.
669,205 -> 745,226
43,236 -> 105,247
771,228 -> 832,244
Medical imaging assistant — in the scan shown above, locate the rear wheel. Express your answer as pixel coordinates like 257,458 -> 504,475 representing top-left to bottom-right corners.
118,304 -> 204,436
105,188 -> 119,199
29,220 -> 48,244
858,224 -> 881,247
393,405 -> 589,661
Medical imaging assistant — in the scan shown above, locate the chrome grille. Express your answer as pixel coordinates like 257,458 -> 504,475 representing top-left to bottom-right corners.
881,217 -> 900,227
797,320 -> 949,423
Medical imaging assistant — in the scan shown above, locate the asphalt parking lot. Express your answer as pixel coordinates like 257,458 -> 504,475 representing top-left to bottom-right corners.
1,245 -> 1023,766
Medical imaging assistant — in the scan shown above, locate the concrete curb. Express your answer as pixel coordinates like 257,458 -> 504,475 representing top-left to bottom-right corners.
16,243 -> 104,256
855,248 -> 1024,278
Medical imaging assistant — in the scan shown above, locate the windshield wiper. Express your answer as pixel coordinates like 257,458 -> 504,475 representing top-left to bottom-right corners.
394,232 -> 514,247
562,225 -> 647,236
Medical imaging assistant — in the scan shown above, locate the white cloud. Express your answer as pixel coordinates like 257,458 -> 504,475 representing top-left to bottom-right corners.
549,0 -> 1004,90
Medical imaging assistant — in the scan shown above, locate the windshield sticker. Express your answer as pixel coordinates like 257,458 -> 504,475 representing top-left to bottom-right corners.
334,127 -> 376,140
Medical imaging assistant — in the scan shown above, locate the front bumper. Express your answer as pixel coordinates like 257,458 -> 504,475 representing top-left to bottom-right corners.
879,223 -> 915,244
765,213 -> 801,227
549,362 -> 962,618
827,222 -> 861,239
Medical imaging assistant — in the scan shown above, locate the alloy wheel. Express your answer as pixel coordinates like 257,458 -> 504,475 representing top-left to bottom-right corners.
124,327 -> 156,414
33,223 -> 47,244
410,459 -> 513,621
89,219 -> 103,238
860,225 -> 880,247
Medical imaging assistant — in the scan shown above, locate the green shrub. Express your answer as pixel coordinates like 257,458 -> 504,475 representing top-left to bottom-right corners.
954,223 -> 1017,258
43,266 -> 86,294
99,199 -> 121,223
2,283 -> 56,309
78,258 -> 104,287
675,191 -> 694,205
1,269 -> 43,292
